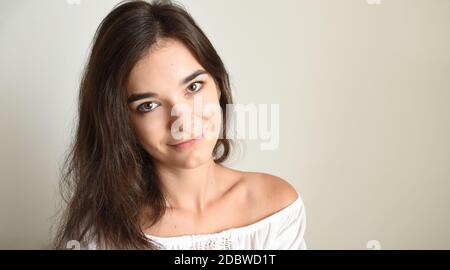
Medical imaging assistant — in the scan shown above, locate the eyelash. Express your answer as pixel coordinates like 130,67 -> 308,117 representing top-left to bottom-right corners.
137,80 -> 205,113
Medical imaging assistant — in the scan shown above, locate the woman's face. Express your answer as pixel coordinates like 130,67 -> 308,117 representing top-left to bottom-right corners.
126,38 -> 222,169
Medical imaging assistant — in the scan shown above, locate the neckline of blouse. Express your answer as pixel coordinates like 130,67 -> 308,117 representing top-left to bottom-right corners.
145,193 -> 302,241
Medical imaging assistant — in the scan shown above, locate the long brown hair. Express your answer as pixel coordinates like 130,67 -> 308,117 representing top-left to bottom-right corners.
53,0 -> 234,250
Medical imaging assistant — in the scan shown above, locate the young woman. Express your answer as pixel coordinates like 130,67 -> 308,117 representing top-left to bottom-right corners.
54,0 -> 307,250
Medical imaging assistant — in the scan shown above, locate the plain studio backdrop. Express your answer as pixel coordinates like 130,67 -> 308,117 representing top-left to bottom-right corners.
1,0 -> 449,249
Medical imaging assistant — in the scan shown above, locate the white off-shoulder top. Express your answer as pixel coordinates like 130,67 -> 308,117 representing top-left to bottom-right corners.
145,194 -> 307,250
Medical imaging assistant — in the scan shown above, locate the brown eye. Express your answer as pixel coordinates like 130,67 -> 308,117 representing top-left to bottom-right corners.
187,81 -> 204,94
138,101 -> 159,113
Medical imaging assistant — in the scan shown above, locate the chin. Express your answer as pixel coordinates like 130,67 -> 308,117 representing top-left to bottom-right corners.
174,150 -> 214,169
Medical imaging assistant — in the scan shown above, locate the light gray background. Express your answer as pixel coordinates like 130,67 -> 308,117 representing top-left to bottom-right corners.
0,0 -> 449,249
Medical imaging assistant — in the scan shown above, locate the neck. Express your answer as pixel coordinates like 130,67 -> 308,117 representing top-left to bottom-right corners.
155,158 -> 222,213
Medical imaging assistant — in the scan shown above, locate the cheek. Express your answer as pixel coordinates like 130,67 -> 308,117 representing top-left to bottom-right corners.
133,117 -> 167,151
208,109 -> 222,138
198,95 -> 222,139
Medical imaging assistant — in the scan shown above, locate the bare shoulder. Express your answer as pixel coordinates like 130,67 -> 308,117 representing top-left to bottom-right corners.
233,170 -> 299,219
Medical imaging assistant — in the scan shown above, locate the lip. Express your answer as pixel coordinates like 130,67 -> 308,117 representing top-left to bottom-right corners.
168,135 -> 203,149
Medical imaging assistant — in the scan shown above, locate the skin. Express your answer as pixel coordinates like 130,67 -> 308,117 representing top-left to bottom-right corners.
126,38 -> 298,237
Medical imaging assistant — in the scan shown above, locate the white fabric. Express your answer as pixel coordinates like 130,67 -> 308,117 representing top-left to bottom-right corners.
145,194 -> 307,250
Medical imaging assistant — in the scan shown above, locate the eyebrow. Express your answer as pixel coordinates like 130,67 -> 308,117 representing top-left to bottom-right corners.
127,69 -> 208,104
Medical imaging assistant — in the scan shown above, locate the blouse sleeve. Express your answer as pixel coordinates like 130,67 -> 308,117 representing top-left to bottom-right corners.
271,196 -> 307,250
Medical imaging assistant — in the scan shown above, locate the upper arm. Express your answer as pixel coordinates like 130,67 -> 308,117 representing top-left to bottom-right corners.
258,173 -> 298,205
244,172 -> 299,218
238,171 -> 306,250
258,174 -> 306,250
271,198 -> 307,250
267,174 -> 299,207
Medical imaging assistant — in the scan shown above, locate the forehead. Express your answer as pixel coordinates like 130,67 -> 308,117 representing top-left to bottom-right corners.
127,38 -> 204,95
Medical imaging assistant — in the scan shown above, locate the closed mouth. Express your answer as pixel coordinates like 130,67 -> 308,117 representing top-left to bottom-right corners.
168,134 -> 203,146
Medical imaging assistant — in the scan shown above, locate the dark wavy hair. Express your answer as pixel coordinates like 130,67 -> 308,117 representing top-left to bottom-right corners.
53,0 -> 234,249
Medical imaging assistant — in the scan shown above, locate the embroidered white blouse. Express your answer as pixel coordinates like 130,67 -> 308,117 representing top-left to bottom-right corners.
145,194 -> 307,250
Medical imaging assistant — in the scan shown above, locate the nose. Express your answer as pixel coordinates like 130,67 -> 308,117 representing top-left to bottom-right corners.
168,102 -> 194,138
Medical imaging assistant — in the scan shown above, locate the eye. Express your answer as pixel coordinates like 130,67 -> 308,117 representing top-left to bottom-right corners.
186,81 -> 204,94
137,101 -> 160,113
